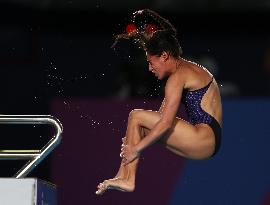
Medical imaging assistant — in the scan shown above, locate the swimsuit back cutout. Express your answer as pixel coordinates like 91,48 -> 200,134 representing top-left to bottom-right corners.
181,77 -> 222,157
182,77 -> 214,125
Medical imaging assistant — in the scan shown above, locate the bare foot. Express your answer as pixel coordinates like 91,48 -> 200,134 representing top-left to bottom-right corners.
95,178 -> 135,195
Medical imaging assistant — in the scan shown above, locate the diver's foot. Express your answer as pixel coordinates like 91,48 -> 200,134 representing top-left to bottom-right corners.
95,178 -> 135,195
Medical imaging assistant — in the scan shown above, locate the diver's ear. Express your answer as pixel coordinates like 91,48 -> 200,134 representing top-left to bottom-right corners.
161,51 -> 169,62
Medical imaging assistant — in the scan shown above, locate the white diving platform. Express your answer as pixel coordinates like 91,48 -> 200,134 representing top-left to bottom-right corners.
0,178 -> 57,205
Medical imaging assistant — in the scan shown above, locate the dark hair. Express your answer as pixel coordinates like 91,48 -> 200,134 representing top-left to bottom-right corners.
145,30 -> 182,58
111,9 -> 183,58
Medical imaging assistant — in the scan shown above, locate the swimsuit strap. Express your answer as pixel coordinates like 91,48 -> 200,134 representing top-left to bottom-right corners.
203,76 -> 214,88
188,76 -> 214,92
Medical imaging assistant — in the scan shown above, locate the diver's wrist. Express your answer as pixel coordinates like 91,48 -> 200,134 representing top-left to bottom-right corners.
134,144 -> 142,155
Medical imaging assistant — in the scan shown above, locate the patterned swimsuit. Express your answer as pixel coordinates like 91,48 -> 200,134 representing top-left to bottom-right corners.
181,77 -> 221,156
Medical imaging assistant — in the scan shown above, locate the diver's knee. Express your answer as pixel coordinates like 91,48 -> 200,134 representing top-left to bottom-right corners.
128,109 -> 144,121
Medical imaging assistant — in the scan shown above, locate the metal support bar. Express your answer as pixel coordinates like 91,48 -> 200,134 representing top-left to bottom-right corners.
0,115 -> 63,178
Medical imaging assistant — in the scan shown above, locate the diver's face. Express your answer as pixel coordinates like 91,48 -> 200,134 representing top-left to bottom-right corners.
146,53 -> 167,80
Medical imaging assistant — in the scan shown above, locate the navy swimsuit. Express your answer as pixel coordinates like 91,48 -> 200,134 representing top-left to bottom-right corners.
181,78 -> 221,156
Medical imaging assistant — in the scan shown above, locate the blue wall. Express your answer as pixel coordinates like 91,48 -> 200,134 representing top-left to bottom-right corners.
170,99 -> 270,205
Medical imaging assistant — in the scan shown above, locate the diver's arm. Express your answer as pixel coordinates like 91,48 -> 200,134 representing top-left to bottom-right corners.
135,71 -> 185,153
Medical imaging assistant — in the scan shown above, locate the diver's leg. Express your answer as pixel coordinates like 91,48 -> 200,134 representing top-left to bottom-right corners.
96,109 -> 146,194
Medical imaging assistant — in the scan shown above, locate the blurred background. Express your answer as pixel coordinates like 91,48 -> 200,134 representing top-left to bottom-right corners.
0,0 -> 270,204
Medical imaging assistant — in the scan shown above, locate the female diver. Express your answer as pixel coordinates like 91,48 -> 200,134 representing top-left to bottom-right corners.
96,9 -> 222,195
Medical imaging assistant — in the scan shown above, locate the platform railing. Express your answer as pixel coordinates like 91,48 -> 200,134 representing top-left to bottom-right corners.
0,115 -> 63,178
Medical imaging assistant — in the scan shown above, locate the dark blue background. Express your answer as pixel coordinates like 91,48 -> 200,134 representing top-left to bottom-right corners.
170,99 -> 270,205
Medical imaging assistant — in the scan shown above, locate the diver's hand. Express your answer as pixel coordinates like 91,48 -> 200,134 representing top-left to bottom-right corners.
119,137 -> 126,158
120,145 -> 140,165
